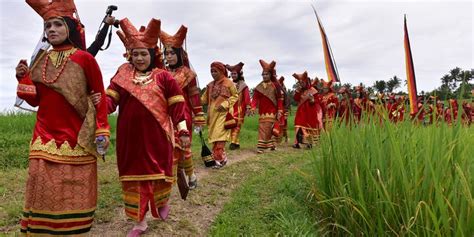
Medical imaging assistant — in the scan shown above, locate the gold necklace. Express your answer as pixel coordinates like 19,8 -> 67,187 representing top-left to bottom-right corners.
132,70 -> 153,86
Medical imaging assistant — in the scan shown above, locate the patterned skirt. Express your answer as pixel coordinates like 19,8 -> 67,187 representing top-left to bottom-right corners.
21,159 -> 97,236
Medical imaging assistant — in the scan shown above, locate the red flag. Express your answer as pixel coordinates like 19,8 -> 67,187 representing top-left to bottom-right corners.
404,15 -> 418,114
312,5 -> 340,82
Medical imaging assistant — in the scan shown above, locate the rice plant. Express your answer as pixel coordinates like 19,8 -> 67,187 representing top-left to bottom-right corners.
307,109 -> 474,236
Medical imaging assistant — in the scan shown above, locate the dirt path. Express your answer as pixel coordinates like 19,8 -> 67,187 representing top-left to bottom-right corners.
90,145 -> 295,236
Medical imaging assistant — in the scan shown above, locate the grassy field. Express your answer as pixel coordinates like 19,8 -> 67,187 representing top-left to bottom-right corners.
1,109 -> 473,236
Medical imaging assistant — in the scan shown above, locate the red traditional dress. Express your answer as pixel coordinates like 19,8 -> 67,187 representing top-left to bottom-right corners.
226,62 -> 251,147
444,99 -> 458,125
251,60 -> 283,151
337,88 -> 353,125
201,62 -> 238,164
293,72 -> 323,146
276,76 -> 290,143
320,80 -> 338,130
106,18 -> 188,222
161,25 -> 205,177
18,1 -> 109,235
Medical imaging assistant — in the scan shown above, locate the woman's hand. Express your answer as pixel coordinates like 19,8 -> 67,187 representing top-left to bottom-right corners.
90,91 -> 101,105
179,135 -> 191,149
104,16 -> 116,25
15,60 -> 29,81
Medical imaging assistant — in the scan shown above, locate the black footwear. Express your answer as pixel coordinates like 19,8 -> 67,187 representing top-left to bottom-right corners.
188,176 -> 198,190
229,143 -> 240,150
292,143 -> 301,149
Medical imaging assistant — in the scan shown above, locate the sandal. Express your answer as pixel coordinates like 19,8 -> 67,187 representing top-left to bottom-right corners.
127,228 -> 147,237
188,176 -> 198,189
158,205 -> 170,220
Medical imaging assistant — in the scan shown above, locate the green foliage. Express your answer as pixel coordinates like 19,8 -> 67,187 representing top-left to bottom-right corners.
307,116 -> 474,235
210,152 -> 322,236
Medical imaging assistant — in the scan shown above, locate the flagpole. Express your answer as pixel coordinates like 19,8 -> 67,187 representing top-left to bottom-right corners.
311,4 -> 340,82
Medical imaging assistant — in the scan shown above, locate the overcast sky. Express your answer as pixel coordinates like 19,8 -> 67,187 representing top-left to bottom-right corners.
0,0 -> 472,111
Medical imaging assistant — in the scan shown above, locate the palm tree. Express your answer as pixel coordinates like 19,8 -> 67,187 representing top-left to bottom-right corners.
387,75 -> 401,93
373,80 -> 386,93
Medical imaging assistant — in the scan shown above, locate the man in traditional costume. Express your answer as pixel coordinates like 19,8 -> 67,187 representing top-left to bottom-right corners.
201,62 -> 238,167
293,72 -> 323,149
16,0 -> 110,235
226,62 -> 251,150
250,60 -> 284,153
105,18 -> 190,236
161,25 -> 204,189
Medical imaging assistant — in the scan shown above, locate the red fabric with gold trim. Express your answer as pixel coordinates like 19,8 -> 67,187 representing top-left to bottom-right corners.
225,62 -> 244,73
26,0 -> 76,20
160,25 -> 187,48
118,18 -> 161,49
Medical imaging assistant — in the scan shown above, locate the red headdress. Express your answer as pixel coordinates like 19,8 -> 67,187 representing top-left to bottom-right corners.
118,18 -> 161,49
27,0 -> 85,49
116,18 -> 163,68
278,76 -> 285,85
160,25 -> 187,49
225,62 -> 244,73
259,59 -> 276,76
293,71 -> 311,90
211,61 -> 228,78
26,0 -> 77,20
159,25 -> 190,68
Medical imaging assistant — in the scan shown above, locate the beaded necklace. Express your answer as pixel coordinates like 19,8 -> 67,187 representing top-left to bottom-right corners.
41,47 -> 77,84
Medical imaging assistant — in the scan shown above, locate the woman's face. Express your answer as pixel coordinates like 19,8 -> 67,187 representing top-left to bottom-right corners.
299,80 -> 307,88
230,72 -> 238,80
211,68 -> 221,81
262,71 -> 271,82
164,49 -> 178,66
45,18 -> 68,45
131,48 -> 151,72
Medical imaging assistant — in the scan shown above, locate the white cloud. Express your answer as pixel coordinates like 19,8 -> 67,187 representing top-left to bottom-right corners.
0,0 -> 472,111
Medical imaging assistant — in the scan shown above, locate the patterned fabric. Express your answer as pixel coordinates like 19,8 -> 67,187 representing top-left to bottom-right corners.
295,126 -> 320,145
112,64 -> 175,143
230,125 -> 242,145
257,121 -> 275,150
27,49 -> 110,158
212,141 -> 227,162
173,146 -> 194,176
122,180 -> 172,222
201,77 -> 238,144
21,159 -> 97,236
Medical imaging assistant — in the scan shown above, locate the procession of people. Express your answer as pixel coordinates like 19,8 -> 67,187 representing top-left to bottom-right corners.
12,0 -> 473,236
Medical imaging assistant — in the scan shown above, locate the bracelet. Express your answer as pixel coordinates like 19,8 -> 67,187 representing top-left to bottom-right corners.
178,129 -> 190,137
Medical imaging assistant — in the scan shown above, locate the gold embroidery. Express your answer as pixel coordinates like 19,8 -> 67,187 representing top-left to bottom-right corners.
95,128 -> 110,136
255,82 -> 277,106
259,113 -> 277,122
119,174 -> 175,182
17,84 -> 37,94
48,48 -> 77,68
106,89 -> 120,103
30,138 -> 90,157
168,95 -> 185,106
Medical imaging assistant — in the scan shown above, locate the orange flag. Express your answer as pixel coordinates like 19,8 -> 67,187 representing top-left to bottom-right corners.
312,5 -> 340,82
404,15 -> 418,114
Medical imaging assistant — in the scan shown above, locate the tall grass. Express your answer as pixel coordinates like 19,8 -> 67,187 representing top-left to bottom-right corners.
308,112 -> 474,235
